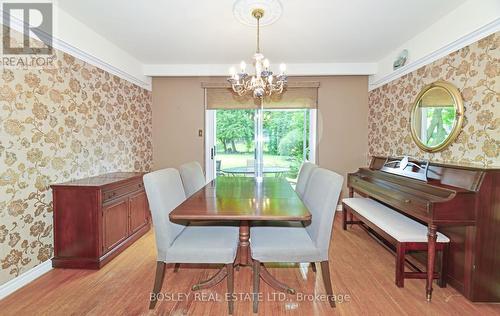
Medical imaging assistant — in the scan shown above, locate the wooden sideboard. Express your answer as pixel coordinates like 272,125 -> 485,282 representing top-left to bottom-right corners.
51,172 -> 150,269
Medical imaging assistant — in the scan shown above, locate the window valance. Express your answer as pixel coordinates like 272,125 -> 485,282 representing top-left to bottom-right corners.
203,81 -> 319,109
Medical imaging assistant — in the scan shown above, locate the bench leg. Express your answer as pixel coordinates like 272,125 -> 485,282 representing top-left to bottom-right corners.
438,244 -> 448,288
347,189 -> 354,228
342,204 -> 348,230
395,243 -> 405,288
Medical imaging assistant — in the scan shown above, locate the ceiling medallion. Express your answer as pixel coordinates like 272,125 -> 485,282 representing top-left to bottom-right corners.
228,5 -> 287,99
232,0 -> 283,26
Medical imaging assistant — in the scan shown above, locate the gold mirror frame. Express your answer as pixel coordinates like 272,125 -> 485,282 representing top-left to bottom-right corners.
410,81 -> 464,153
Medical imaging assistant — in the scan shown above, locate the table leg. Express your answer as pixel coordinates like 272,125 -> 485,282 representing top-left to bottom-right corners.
237,220 -> 251,266
259,263 -> 295,294
426,224 -> 437,301
192,266 -> 228,291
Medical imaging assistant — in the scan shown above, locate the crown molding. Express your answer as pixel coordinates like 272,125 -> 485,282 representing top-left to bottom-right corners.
0,260 -> 52,300
1,8 -> 152,91
143,63 -> 378,77
368,18 -> 500,91
54,37 -> 152,90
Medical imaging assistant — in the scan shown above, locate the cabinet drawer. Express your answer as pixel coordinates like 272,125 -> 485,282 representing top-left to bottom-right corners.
102,182 -> 144,203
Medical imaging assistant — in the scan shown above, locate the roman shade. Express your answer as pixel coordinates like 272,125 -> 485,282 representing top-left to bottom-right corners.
419,88 -> 454,107
203,82 -> 319,109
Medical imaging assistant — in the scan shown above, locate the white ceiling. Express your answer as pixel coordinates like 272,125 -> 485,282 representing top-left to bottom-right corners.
57,0 -> 467,65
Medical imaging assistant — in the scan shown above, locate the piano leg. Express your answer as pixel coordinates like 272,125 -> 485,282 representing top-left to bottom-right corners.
426,224 -> 437,301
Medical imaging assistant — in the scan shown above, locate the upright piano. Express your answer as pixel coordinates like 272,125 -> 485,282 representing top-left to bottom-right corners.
347,156 -> 500,302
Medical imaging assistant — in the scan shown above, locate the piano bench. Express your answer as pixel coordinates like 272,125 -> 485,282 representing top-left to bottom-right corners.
341,197 -> 450,288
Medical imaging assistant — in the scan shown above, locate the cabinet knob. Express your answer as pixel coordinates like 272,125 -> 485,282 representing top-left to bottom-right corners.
404,199 -> 411,204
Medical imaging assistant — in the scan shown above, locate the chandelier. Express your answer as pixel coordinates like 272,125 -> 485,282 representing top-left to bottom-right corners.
228,8 -> 287,99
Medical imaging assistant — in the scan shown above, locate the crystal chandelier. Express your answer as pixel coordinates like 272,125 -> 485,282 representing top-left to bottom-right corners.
228,8 -> 287,99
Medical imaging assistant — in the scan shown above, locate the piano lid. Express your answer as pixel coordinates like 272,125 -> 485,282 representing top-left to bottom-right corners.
380,156 -> 429,182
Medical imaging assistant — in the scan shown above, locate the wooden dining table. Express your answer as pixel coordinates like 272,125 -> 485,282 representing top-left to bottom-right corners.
169,176 -> 311,293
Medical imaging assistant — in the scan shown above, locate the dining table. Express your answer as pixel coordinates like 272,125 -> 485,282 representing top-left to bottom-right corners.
221,166 -> 290,177
169,176 -> 311,294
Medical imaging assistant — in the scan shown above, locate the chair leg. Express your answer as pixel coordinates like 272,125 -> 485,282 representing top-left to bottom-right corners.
253,260 -> 260,313
226,264 -> 234,314
311,262 -> 317,273
149,261 -> 166,309
395,243 -> 405,288
173,263 -> 180,273
320,261 -> 336,308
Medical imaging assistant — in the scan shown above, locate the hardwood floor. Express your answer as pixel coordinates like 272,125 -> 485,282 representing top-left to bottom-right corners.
1,215 -> 499,316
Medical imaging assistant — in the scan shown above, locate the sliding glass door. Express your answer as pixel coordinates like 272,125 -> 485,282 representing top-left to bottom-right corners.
262,109 -> 315,180
206,108 -> 315,181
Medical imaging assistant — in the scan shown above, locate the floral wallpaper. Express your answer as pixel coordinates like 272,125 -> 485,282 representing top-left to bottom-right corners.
368,32 -> 499,167
0,50 -> 152,285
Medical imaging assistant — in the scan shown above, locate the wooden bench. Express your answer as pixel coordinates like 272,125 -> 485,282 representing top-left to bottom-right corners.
341,197 -> 450,288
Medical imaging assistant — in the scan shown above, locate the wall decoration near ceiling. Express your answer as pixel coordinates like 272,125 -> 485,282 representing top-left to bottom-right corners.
393,49 -> 408,70
0,48 -> 152,286
368,32 -> 499,167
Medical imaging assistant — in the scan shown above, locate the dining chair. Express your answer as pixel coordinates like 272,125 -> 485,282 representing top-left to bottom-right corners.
250,167 -> 343,312
143,168 -> 239,314
179,161 -> 206,197
246,159 -> 255,167
216,160 -> 223,177
295,162 -> 317,199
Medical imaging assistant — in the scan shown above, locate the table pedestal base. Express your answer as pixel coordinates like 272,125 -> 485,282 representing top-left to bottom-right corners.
192,266 -> 228,291
258,262 -> 296,294
192,221 -> 296,295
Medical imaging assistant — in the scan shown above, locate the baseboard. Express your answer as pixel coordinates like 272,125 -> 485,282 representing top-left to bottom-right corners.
0,260 -> 52,300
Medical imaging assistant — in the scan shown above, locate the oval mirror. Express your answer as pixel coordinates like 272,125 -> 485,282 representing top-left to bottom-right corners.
410,81 -> 464,152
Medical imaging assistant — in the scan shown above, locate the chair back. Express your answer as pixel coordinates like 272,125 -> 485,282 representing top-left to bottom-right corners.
143,168 -> 187,260
295,162 -> 317,199
179,161 -> 206,197
302,168 -> 343,257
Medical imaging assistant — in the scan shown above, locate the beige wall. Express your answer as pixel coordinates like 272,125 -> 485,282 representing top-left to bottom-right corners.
152,75 -> 369,197
152,77 -> 209,169
314,76 -> 369,196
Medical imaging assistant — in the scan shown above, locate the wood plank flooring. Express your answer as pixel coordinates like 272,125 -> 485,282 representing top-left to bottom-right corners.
0,215 -> 499,316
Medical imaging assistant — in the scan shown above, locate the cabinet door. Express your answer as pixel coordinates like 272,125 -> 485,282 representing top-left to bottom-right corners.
129,191 -> 148,234
102,199 -> 129,253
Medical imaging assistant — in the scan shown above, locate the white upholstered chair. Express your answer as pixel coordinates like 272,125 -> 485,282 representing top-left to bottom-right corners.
179,161 -> 206,197
250,167 -> 343,312
143,168 -> 239,313
295,162 -> 317,199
